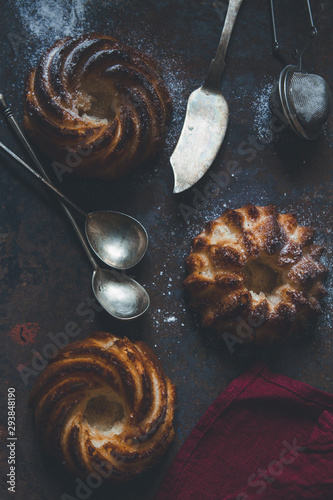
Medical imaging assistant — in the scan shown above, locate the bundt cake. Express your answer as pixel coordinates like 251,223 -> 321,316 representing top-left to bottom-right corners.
29,332 -> 176,482
184,204 -> 327,347
23,33 -> 172,180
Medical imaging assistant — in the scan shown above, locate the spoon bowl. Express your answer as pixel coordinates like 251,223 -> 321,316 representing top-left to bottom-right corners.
86,211 -> 148,270
92,268 -> 150,320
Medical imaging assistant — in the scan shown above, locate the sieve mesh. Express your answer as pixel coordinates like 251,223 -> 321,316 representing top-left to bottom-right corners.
287,71 -> 332,139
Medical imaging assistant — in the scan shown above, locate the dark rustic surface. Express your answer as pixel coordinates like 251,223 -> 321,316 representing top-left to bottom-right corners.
0,1 -> 332,499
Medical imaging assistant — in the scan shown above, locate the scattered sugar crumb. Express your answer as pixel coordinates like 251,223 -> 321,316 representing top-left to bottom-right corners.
15,0 -> 90,43
251,80 -> 275,144
164,316 -> 177,323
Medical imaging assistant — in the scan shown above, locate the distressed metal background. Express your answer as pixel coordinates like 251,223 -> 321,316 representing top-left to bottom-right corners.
0,0 -> 332,499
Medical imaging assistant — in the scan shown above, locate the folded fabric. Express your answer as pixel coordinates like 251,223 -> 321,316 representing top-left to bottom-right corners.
155,362 -> 333,500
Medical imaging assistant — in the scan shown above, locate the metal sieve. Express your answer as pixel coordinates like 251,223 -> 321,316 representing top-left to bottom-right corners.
269,0 -> 332,140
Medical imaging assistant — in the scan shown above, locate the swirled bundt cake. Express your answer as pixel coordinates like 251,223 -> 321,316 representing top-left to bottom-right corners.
23,33 -> 172,180
184,204 -> 327,346
29,332 -> 176,482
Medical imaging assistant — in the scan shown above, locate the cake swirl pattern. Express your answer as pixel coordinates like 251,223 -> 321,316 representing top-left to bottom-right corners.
184,204 -> 327,346
24,33 -> 172,180
29,332 -> 176,481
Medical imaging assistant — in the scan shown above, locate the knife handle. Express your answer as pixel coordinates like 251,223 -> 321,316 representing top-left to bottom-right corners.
204,0 -> 244,90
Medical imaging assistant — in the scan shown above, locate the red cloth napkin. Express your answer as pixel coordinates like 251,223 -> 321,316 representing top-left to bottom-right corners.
155,362 -> 333,500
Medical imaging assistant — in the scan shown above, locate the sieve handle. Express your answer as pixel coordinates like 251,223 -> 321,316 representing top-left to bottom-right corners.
270,0 -> 317,57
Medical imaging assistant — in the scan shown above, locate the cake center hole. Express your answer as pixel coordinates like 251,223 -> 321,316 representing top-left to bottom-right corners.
242,258 -> 282,295
84,396 -> 124,433
77,81 -> 116,123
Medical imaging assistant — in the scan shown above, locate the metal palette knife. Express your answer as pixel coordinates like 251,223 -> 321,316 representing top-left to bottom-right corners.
171,0 -> 244,193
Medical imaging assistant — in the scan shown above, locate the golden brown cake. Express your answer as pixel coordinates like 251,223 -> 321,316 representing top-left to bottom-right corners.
29,332 -> 176,482
23,33 -> 172,180
184,204 -> 327,347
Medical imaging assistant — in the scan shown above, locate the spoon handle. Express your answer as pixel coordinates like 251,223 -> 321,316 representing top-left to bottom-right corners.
0,94 -> 98,270
0,141 -> 86,216
204,0 -> 244,90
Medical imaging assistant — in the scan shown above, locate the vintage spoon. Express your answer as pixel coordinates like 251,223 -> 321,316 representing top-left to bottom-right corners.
0,94 -> 148,270
0,142 -> 150,319
0,142 -> 149,319
0,120 -> 149,320
171,0 -> 244,193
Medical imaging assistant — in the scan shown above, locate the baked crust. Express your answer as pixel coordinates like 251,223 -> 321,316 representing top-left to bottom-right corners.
23,33 -> 172,180
29,332 -> 176,482
184,204 -> 327,346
